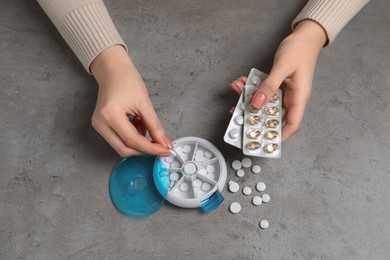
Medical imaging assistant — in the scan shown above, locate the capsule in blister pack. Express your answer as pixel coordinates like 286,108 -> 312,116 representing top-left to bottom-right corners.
242,86 -> 282,158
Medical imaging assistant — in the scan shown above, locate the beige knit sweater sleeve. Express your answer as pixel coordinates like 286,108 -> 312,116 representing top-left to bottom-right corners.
37,0 -> 127,72
38,0 -> 369,73
292,0 -> 370,45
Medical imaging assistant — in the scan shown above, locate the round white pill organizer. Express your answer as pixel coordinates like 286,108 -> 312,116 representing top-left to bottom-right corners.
110,136 -> 227,218
154,137 -> 227,211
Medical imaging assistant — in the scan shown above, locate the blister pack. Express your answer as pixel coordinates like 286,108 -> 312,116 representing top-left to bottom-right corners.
224,68 -> 282,158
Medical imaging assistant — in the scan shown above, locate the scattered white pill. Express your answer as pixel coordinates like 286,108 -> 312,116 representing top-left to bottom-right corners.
260,220 -> 269,229
241,158 -> 252,168
207,173 -> 215,180
228,182 -> 239,193
206,165 -> 215,173
252,164 -> 261,174
234,115 -> 244,125
228,128 -> 240,139
256,182 -> 266,192
170,161 -> 181,169
262,194 -> 270,203
229,202 -> 241,214
169,172 -> 180,181
193,179 -> 202,188
232,160 -> 242,170
180,183 -> 189,192
252,196 -> 262,206
183,145 -> 191,154
243,186 -> 252,196
201,182 -> 211,191
236,169 -> 245,178
204,150 -> 213,159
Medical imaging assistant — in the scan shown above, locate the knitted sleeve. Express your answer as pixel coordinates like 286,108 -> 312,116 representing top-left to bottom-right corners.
37,0 -> 127,73
292,0 -> 370,45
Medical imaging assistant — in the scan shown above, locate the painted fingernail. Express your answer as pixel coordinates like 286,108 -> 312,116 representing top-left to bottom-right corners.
251,92 -> 267,109
162,135 -> 173,149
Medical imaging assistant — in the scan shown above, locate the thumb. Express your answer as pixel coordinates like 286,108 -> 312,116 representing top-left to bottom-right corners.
251,66 -> 290,109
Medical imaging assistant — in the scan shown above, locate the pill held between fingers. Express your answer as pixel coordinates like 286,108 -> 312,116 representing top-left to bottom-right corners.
231,160 -> 242,170
242,186 -> 252,196
236,169 -> 245,178
229,182 -> 239,193
256,182 -> 266,192
252,164 -> 261,174
262,194 -> 270,203
252,196 -> 262,206
229,202 -> 242,214
260,220 -> 269,229
241,158 -> 252,168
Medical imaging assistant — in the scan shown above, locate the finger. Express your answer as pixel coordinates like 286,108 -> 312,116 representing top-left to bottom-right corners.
281,103 -> 305,143
251,66 -> 291,109
109,113 -> 170,156
230,79 -> 245,95
229,106 -> 236,114
139,101 -> 173,150
92,120 -> 143,157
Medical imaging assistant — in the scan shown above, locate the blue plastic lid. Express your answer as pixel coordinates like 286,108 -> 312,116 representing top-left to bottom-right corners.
109,155 -> 164,218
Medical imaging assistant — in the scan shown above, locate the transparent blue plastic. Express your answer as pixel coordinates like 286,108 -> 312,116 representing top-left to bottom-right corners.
109,155 -> 164,218
200,190 -> 224,213
153,157 -> 169,198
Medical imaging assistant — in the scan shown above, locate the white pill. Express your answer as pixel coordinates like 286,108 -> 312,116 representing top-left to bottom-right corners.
183,145 -> 191,154
169,181 -> 175,189
195,155 -> 204,162
252,164 -> 261,174
262,194 -> 270,203
204,150 -> 213,159
252,196 -> 262,206
231,160 -> 242,170
256,182 -> 266,192
228,180 -> 234,185
236,169 -> 245,178
228,182 -> 239,193
234,115 -> 244,125
165,156 -> 175,163
175,147 -> 183,155
201,182 -> 211,191
206,165 -> 215,173
259,220 -> 269,229
198,168 -> 207,176
229,202 -> 241,214
180,154 -> 189,162
207,173 -> 215,180
196,149 -> 204,156
228,128 -> 240,139
251,76 -> 260,85
241,158 -> 252,168
240,102 -> 246,111
243,186 -> 252,196
169,172 -> 180,181
180,183 -> 189,192
193,179 -> 202,188
170,161 -> 181,169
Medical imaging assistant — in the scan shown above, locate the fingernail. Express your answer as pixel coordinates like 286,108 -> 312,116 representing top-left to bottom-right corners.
252,92 -> 267,109
159,151 -> 171,157
162,135 -> 173,149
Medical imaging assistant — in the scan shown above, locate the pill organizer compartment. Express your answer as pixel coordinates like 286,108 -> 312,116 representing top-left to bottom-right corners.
154,137 -> 227,212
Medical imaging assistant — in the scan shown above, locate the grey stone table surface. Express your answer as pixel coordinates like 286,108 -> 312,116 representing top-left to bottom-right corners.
1,0 -> 389,259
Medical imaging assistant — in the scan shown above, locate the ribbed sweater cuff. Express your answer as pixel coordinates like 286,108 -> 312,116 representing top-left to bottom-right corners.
292,0 -> 369,45
59,2 -> 127,73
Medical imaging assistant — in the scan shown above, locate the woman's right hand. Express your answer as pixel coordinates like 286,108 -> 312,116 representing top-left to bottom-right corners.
90,45 -> 172,157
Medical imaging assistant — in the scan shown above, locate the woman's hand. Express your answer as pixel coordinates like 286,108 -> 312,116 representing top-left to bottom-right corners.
230,20 -> 327,143
90,45 -> 172,157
